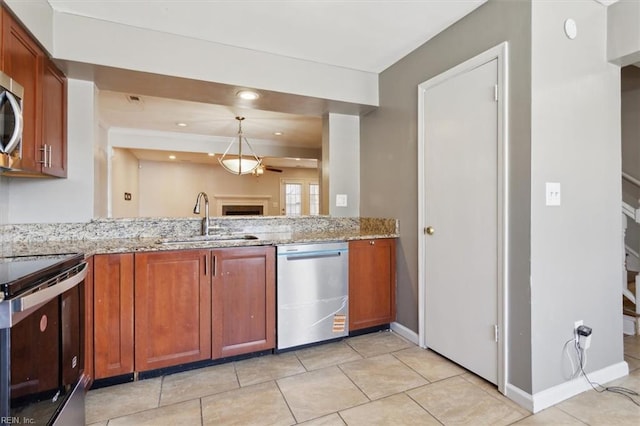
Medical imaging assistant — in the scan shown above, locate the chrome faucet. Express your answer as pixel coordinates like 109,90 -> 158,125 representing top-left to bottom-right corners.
193,192 -> 210,236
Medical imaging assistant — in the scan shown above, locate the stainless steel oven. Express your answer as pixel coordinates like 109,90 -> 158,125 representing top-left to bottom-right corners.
0,70 -> 23,172
0,254 -> 88,426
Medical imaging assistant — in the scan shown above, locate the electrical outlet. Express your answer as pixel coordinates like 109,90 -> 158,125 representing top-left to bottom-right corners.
574,320 -> 583,332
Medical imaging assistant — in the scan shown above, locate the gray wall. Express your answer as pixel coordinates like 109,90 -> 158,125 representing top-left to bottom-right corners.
360,0 -> 533,392
530,0 -> 622,393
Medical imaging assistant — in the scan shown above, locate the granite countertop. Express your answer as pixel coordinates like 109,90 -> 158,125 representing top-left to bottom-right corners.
2,218 -> 399,258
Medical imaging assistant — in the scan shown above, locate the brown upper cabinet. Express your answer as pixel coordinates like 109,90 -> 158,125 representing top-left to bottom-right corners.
40,56 -> 67,177
349,238 -> 397,331
1,7 -> 67,177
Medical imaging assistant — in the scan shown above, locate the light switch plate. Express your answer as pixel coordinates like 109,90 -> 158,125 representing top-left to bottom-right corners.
546,182 -> 561,206
336,194 -> 348,207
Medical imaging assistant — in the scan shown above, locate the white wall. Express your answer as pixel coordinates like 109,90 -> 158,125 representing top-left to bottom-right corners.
0,177 -> 8,225
5,1 -> 378,107
4,0 -> 54,54
134,159 -> 318,218
530,0 -> 623,394
111,148 -> 139,217
52,13 -> 378,107
324,113 -> 360,217
94,122 -> 109,218
7,79 -> 96,223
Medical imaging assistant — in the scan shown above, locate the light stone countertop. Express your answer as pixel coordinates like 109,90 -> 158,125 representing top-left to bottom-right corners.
1,216 -> 399,258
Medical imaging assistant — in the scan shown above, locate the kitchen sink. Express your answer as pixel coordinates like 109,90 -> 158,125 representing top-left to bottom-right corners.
157,234 -> 259,245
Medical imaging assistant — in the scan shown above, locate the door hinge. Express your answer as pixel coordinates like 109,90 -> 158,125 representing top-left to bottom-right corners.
493,84 -> 498,102
494,324 -> 499,342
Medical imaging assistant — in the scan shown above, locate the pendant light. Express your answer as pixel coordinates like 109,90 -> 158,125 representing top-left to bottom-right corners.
218,116 -> 262,175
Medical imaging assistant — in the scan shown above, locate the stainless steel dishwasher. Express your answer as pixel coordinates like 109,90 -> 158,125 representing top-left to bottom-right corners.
277,242 -> 349,350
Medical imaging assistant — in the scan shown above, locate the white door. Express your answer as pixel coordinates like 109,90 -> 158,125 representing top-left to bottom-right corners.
280,179 -> 320,216
423,58 -> 499,384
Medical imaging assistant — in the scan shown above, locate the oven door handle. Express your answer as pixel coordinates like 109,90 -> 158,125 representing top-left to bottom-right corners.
14,262 -> 88,313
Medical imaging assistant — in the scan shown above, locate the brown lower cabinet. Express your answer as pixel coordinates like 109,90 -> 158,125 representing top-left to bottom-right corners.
93,253 -> 134,379
134,250 -> 212,371
349,238 -> 397,331
212,246 -> 276,358
92,246 -> 276,379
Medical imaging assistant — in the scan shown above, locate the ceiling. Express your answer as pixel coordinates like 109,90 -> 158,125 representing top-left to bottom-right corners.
51,0 -> 489,161
99,91 -> 322,148
48,0 -> 487,74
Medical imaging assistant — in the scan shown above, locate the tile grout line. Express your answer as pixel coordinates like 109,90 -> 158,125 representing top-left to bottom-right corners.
273,377 -> 299,424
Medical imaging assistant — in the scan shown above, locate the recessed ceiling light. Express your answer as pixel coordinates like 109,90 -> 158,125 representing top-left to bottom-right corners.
176,122 -> 187,127
169,155 -> 176,160
295,158 -> 301,161
207,153 -> 215,157
273,131 -> 283,136
236,90 -> 260,100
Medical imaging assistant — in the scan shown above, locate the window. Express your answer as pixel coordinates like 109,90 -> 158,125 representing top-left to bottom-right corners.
284,183 -> 302,216
309,183 -> 320,216
280,179 -> 320,216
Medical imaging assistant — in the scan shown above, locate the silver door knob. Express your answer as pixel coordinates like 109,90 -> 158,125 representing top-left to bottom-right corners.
426,226 -> 435,235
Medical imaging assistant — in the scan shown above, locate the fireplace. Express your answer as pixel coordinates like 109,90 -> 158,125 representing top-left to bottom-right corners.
214,195 -> 271,216
222,205 -> 264,216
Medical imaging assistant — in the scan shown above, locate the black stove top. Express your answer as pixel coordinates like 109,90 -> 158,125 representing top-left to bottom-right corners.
0,253 -> 84,299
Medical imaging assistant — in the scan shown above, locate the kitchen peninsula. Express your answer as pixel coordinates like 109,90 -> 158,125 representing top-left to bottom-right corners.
1,216 -> 398,387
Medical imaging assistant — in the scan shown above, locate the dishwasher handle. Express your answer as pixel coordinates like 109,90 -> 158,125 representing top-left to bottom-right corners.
284,251 -> 345,261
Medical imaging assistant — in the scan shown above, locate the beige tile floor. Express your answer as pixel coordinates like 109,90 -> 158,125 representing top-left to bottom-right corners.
86,331 -> 640,425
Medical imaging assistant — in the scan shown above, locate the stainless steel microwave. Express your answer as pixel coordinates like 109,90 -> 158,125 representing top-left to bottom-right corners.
0,71 -> 23,171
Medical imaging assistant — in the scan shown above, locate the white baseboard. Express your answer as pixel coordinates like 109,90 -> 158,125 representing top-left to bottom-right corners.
390,322 -> 419,344
505,384 -> 533,412
529,361 -> 629,413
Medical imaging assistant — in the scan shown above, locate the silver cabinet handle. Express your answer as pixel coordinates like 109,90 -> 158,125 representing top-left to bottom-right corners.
48,144 -> 52,168
39,144 -> 47,166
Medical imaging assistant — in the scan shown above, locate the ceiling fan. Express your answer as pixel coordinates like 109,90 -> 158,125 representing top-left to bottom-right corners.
253,163 -> 283,176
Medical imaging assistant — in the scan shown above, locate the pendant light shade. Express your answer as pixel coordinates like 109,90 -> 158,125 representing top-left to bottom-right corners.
218,116 -> 262,175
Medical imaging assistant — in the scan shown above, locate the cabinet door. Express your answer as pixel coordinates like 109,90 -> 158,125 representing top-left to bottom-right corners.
94,254 -> 134,379
1,9 -> 43,173
41,57 -> 67,177
212,247 -> 275,358
349,239 -> 396,331
134,250 -> 211,371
